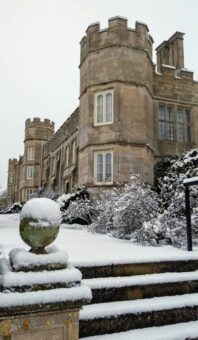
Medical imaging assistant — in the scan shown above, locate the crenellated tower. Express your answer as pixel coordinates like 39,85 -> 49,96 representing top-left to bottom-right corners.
78,16 -> 155,185
20,118 -> 54,202
7,118 -> 54,204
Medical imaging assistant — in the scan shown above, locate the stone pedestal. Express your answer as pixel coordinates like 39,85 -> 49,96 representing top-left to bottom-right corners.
0,248 -> 91,340
0,309 -> 79,340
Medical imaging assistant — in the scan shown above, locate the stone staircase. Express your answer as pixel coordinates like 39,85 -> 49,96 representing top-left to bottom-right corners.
78,259 -> 198,338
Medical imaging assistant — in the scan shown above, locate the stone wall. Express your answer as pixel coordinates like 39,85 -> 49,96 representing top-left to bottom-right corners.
42,108 -> 79,192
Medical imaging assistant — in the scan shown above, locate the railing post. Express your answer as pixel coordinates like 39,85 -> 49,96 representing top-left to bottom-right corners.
184,185 -> 192,251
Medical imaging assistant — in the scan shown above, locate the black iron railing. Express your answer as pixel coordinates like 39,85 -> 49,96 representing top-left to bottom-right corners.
183,177 -> 198,251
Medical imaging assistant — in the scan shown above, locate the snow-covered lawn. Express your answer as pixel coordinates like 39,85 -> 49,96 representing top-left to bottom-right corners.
1,214 -> 198,265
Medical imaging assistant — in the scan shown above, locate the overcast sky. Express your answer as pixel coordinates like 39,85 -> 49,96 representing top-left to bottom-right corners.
0,0 -> 198,190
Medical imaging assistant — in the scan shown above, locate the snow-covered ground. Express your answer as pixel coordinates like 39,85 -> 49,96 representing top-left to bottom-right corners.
1,214 -> 198,266
2,214 -> 198,340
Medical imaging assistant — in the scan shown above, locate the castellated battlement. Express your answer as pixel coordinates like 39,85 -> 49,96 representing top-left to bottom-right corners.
80,16 -> 154,63
25,117 -> 55,130
25,117 -> 55,142
8,158 -> 18,164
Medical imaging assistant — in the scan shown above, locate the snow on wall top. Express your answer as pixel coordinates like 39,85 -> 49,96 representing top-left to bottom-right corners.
20,198 -> 62,226
9,247 -> 68,270
1,258 -> 81,287
0,284 -> 92,308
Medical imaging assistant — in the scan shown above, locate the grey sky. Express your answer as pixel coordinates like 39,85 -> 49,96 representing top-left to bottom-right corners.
0,0 -> 198,190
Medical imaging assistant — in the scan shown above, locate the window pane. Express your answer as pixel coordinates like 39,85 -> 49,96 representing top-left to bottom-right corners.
166,106 -> 173,121
177,124 -> 184,143
97,95 -> 103,123
177,109 -> 183,123
106,93 -> 112,122
185,110 -> 191,123
27,147 -> 34,161
167,122 -> 174,141
158,121 -> 165,140
72,141 -> 76,163
105,153 -> 112,181
159,106 -> 165,120
97,154 -> 103,182
186,125 -> 191,143
66,147 -> 69,167
26,189 -> 33,200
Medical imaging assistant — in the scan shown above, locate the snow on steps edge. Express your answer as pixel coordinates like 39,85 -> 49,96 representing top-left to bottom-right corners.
80,293 -> 198,320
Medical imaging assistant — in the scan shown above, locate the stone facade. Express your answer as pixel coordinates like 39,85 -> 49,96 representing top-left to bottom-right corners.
7,17 -> 198,203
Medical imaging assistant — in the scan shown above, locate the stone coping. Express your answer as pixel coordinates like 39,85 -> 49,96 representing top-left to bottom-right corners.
0,298 -> 90,319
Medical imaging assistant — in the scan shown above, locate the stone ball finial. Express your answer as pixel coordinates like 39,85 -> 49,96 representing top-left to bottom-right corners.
19,198 -> 62,254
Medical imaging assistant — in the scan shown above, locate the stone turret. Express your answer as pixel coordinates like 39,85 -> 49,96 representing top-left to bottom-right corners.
6,118 -> 55,204
80,17 -> 154,95
19,118 -> 55,202
25,117 -> 54,142
79,17 -> 155,185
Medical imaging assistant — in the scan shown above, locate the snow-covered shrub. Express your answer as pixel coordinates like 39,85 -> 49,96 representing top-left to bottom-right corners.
30,187 -> 60,200
113,179 -> 160,239
90,186 -> 121,234
91,177 -> 161,239
57,186 -> 89,210
58,186 -> 96,225
0,202 -> 22,214
156,149 -> 198,210
92,150 -> 198,248
138,149 -> 198,248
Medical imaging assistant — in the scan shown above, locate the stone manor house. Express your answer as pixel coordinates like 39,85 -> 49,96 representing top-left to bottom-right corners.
6,17 -> 198,204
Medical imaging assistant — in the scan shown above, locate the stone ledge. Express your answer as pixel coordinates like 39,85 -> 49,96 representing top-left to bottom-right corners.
1,280 -> 81,293
79,306 -> 198,337
78,259 -> 198,278
0,298 -> 90,319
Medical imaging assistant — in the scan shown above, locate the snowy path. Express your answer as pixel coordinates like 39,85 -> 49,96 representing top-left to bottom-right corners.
1,214 -> 198,265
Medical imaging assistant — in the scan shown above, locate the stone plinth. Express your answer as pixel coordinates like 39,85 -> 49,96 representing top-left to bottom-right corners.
0,248 -> 92,340
0,309 -> 79,340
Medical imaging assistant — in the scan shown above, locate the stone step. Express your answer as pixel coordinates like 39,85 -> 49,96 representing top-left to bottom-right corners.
80,320 -> 198,339
78,259 -> 198,278
79,293 -> 198,338
83,270 -> 198,303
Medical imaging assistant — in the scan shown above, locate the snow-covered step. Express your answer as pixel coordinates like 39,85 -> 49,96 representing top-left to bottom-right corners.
83,270 -> 198,303
79,293 -> 198,337
80,320 -> 198,340
84,270 -> 198,288
78,258 -> 198,278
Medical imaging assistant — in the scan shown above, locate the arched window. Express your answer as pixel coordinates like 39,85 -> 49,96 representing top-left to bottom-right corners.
94,151 -> 113,184
95,90 -> 113,125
